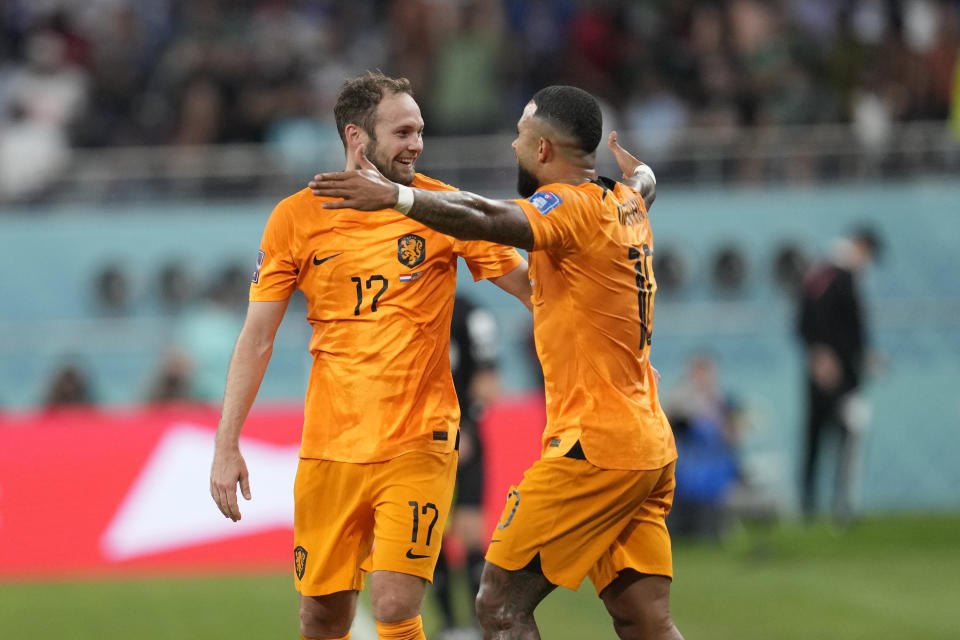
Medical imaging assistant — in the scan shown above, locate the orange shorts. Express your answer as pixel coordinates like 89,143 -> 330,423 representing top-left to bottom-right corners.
485,457 -> 675,594
293,450 -> 457,597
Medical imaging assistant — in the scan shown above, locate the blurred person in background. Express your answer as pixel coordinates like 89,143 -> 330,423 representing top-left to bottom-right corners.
0,25 -> 85,201
432,294 -> 501,639
429,1 -> 504,135
665,353 -> 745,541
309,85 -> 682,640
797,226 -> 882,526
209,71 -> 531,640
144,346 -> 195,405
42,360 -> 94,408
2,1 -> 959,204
173,265 -> 247,402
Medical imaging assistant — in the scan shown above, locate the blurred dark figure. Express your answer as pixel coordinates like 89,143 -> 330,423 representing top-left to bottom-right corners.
145,346 -> 195,404
797,227 -> 882,525
665,353 -> 745,540
43,361 -> 93,407
711,244 -> 749,294
432,294 -> 500,640
772,241 -> 811,294
651,245 -> 687,295
157,261 -> 194,313
93,263 -> 132,314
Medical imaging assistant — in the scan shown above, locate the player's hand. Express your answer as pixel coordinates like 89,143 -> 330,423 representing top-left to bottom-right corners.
210,446 -> 252,522
607,131 -> 642,179
308,144 -> 399,211
651,365 -> 662,385
609,131 -> 656,209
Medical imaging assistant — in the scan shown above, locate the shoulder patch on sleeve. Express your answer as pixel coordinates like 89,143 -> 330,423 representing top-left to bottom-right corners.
252,250 -> 265,283
528,191 -> 562,215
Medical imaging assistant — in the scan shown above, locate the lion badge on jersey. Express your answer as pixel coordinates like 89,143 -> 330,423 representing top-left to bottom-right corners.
397,234 -> 426,268
294,545 -> 308,580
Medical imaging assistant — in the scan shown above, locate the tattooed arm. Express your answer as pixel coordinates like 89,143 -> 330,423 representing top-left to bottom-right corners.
308,144 -> 534,250
396,189 -> 533,250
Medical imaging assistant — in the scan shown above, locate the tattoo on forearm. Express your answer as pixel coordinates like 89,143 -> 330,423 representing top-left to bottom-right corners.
407,191 -> 534,250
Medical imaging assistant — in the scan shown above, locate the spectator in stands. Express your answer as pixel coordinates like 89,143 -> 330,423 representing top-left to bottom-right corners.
0,26 -> 84,200
665,353 -> 745,540
42,360 -> 94,407
145,346 -> 195,405
5,27 -> 88,129
172,266 -> 245,402
2,1 -> 954,153
429,1 -> 504,135
796,226 -> 882,526
0,102 -> 71,201
1,0 -> 959,202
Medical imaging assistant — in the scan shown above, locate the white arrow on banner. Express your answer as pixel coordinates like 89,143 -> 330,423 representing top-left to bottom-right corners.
101,423 -> 299,561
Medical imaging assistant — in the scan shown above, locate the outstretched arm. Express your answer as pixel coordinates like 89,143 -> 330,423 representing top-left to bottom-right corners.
309,145 -> 535,250
404,188 -> 534,250
607,131 -> 656,212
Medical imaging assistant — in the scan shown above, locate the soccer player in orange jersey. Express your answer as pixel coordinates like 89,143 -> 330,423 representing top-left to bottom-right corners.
209,72 -> 531,640
308,86 -> 683,640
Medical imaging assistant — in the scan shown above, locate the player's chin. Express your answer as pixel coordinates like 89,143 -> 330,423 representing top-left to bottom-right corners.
391,162 -> 417,185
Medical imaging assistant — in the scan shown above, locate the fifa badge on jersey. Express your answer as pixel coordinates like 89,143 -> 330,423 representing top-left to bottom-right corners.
252,250 -> 265,284
528,191 -> 562,215
397,234 -> 426,268
294,545 -> 308,580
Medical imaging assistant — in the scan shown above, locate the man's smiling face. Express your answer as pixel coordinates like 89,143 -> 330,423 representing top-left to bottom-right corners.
363,91 -> 424,186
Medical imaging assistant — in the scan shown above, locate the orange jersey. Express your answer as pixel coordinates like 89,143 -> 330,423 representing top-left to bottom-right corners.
252,174 -> 524,462
513,178 -> 676,470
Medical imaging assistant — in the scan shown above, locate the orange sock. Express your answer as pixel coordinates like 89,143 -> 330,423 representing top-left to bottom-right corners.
375,615 -> 425,640
300,634 -> 349,640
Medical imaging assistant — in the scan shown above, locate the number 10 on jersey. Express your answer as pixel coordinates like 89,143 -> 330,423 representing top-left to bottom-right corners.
628,245 -> 653,349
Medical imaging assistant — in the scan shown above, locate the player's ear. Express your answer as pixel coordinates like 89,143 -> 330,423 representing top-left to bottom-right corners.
344,123 -> 365,148
537,137 -> 551,164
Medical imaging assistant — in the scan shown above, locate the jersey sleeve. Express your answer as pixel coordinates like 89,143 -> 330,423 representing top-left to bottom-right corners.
249,200 -> 298,301
453,239 -> 524,282
512,187 -> 595,256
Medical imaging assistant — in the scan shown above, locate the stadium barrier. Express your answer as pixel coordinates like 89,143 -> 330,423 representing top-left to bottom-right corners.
0,397 -> 545,578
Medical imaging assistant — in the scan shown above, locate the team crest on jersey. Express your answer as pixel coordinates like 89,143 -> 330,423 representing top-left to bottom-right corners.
397,234 -> 426,268
252,250 -> 265,283
528,191 -> 562,215
294,545 -> 308,580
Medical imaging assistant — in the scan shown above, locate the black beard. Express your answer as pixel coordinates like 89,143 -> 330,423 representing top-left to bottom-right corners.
516,163 -> 540,198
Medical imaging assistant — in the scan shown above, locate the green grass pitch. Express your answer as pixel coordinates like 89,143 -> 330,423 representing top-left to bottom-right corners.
2,515 -> 958,639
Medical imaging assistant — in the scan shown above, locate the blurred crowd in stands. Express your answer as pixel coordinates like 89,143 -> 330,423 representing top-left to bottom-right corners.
1,0 -> 957,161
